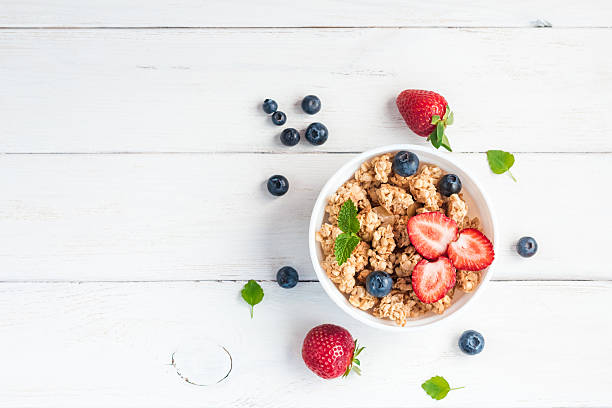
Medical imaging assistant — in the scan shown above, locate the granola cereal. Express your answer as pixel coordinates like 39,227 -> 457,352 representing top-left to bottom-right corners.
349,286 -> 379,311
317,152 -> 489,326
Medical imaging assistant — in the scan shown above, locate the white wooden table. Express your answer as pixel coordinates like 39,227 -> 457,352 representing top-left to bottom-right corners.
1,1 -> 612,406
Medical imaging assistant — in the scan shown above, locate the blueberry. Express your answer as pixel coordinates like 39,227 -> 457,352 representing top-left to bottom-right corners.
517,236 -> 538,258
267,175 -> 289,196
271,111 -> 287,126
276,266 -> 299,288
305,123 -> 328,145
301,95 -> 321,115
438,174 -> 462,197
365,271 -> 393,298
262,99 -> 278,114
280,128 -> 300,146
458,330 -> 485,355
392,151 -> 419,177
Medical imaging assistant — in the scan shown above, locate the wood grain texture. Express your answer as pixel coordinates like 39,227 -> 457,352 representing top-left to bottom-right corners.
0,281 -> 610,407
2,0 -> 612,27
0,153 -> 609,281
2,28 -> 611,153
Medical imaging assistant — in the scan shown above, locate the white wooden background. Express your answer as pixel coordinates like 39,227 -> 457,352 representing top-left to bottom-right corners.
1,1 -> 612,407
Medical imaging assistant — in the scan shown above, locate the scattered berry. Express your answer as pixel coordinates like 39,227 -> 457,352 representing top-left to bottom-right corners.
267,175 -> 289,196
301,95 -> 321,114
396,89 -> 453,151
305,122 -> 328,145
262,99 -> 278,114
438,174 -> 462,197
392,151 -> 419,177
276,266 -> 299,288
412,257 -> 456,303
302,324 -> 363,379
280,128 -> 300,146
447,228 -> 495,271
458,330 -> 485,355
517,236 -> 537,258
365,271 -> 393,298
271,111 -> 287,126
407,212 -> 458,259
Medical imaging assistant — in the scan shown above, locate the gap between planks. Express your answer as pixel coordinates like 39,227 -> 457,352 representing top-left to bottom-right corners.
1,26 -> 612,29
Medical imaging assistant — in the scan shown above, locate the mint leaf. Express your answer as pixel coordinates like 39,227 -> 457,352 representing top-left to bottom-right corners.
334,232 -> 360,266
486,150 -> 517,182
334,200 -> 362,265
241,280 -> 264,318
337,199 -> 359,234
422,376 -> 463,400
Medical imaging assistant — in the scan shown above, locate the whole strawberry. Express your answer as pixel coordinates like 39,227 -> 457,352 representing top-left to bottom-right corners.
301,324 -> 364,379
396,89 -> 453,151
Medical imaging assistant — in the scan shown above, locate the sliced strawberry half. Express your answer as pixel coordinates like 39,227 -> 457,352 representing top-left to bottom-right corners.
447,228 -> 495,271
412,257 -> 456,303
407,212 -> 458,259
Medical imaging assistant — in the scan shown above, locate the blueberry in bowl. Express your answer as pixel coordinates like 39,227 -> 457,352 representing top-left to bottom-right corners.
439,174 -> 462,197
392,151 -> 419,177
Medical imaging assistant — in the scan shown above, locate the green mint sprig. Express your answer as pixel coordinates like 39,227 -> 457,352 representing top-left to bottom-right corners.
427,106 -> 453,152
241,280 -> 264,318
422,376 -> 464,400
486,150 -> 517,182
334,199 -> 362,266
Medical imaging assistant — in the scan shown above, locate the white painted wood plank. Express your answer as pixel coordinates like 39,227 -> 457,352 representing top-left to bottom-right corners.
2,28 -> 611,153
2,0 -> 611,27
0,281 -> 609,407
0,153 -> 609,281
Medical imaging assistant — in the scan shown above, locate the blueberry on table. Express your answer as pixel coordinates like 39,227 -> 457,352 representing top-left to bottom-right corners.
517,236 -> 537,257
262,99 -> 278,114
392,151 -> 419,177
271,111 -> 287,126
305,122 -> 328,145
365,271 -> 393,298
277,266 -> 299,288
280,128 -> 300,146
267,175 -> 289,196
301,95 -> 321,114
438,174 -> 462,197
458,330 -> 484,355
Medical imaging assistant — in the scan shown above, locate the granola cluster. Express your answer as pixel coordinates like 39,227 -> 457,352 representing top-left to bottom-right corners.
315,152 -> 485,326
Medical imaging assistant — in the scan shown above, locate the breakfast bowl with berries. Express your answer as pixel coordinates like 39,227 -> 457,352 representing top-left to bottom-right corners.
309,144 -> 497,330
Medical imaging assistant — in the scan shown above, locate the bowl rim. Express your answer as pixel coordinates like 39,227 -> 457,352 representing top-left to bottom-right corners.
308,144 -> 498,332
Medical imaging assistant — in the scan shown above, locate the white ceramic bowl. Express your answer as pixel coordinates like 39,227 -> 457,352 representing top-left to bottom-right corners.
309,144 -> 497,331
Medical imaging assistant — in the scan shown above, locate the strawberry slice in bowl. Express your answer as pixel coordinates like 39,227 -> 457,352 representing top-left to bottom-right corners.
407,212 -> 458,259
412,257 -> 457,304
448,228 -> 495,271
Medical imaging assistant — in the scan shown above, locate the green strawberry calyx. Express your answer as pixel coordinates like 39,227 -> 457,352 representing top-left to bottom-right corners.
342,339 -> 365,378
426,105 -> 453,152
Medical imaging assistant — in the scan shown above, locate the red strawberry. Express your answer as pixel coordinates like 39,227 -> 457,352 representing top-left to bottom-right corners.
412,257 -> 456,303
302,324 -> 364,379
396,89 -> 453,151
447,228 -> 495,271
407,212 -> 458,260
